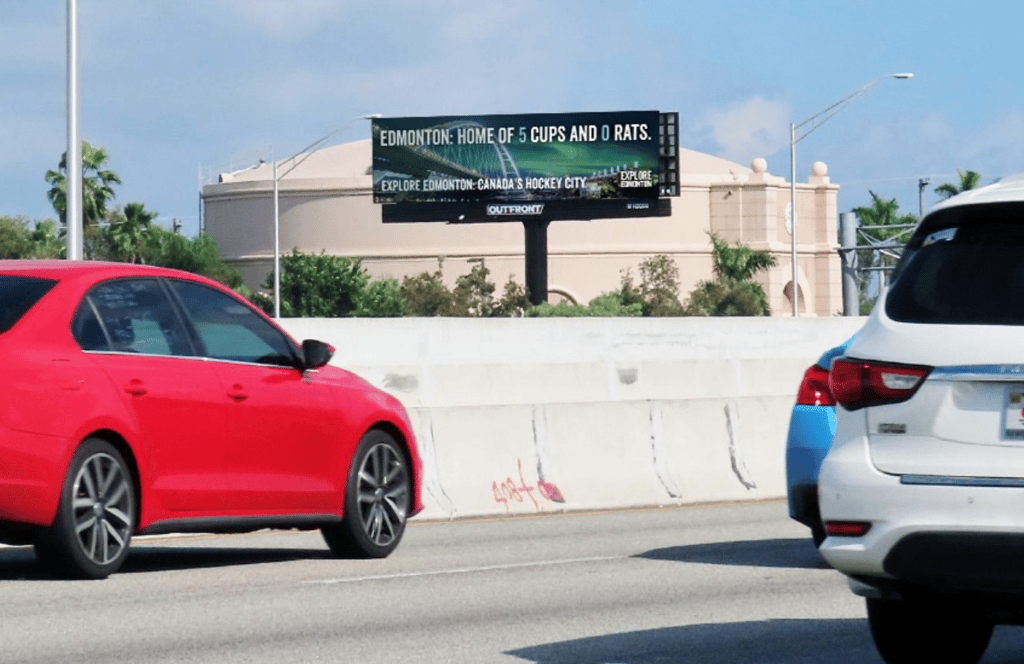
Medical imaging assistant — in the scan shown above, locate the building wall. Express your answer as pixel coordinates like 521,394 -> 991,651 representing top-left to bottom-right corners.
202,150 -> 842,316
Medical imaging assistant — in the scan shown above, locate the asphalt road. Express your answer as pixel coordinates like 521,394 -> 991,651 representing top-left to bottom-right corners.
1,500 -> 1023,664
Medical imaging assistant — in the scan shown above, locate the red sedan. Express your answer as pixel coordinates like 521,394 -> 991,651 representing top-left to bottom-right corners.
0,260 -> 423,578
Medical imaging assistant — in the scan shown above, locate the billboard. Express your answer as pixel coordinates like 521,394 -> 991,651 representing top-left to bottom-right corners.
373,111 -> 670,222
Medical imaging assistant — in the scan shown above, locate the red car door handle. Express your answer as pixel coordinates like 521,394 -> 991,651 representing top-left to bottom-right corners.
227,385 -> 248,402
124,379 -> 148,396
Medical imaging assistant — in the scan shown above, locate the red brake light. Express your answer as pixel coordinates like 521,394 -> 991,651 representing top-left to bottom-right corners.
829,358 -> 931,411
825,521 -> 872,537
796,364 -> 835,406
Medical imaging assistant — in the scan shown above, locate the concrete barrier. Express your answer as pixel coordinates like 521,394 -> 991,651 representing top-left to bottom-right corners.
279,317 -> 864,520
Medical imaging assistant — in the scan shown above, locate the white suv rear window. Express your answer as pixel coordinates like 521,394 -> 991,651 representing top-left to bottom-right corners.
887,202 -> 1024,325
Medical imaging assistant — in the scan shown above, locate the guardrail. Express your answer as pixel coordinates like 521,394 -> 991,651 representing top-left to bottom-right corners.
279,316 -> 864,520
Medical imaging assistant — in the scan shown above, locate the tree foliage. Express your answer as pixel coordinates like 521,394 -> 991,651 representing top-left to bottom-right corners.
30,220 -> 65,258
526,292 -> 642,317
527,255 -> 683,317
612,255 -> 685,316
0,216 -> 63,259
354,278 -> 407,318
44,141 -> 124,259
400,266 -> 454,316
630,255 -> 686,316
451,264 -> 497,316
265,250 -> 370,317
107,202 -> 158,264
45,142 -> 122,239
399,261 -> 529,317
708,234 -> 776,281
683,235 -> 776,316
852,191 -> 918,312
20,145 -> 241,294
143,227 -> 243,289
492,278 -> 530,317
685,279 -> 772,316
935,169 -> 982,200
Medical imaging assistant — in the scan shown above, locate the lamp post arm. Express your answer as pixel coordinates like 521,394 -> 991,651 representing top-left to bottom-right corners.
276,114 -> 383,181
794,80 -> 880,141
269,113 -> 380,319
787,72 -> 912,317
276,127 -> 346,181
794,73 -> 913,143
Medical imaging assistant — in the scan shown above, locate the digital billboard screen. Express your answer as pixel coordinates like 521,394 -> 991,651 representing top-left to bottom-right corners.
372,111 -> 664,221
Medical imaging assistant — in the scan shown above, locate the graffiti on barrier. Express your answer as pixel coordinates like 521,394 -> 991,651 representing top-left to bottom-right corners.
492,458 -> 565,512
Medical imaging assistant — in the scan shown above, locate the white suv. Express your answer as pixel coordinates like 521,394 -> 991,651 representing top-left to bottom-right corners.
819,175 -> 1024,664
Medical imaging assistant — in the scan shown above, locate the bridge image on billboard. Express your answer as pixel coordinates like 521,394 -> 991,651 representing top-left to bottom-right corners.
373,111 -> 670,223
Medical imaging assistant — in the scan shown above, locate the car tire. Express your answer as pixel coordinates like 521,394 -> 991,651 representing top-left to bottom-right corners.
322,430 -> 411,559
867,598 -> 993,664
36,439 -> 135,579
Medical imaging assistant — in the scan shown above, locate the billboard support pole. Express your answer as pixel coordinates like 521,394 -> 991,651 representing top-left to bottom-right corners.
524,220 -> 549,305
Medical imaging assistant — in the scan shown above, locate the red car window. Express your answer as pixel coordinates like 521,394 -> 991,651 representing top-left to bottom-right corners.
73,279 -> 193,356
168,280 -> 298,367
0,275 -> 57,333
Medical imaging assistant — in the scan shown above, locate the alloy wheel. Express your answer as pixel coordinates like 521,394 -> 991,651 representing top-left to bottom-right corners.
71,452 -> 134,566
355,442 -> 409,547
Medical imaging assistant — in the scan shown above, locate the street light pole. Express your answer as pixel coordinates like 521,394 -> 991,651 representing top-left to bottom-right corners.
788,73 -> 913,316
270,114 -> 381,318
789,121 -> 797,317
66,0 -> 83,260
273,151 -> 280,318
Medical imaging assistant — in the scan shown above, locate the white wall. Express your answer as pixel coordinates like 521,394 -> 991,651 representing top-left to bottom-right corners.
279,317 -> 864,520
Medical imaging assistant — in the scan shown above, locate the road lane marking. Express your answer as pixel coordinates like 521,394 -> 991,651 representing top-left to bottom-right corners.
305,554 -> 626,584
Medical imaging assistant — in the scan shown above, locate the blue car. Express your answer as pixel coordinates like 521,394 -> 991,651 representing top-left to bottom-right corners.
785,339 -> 851,546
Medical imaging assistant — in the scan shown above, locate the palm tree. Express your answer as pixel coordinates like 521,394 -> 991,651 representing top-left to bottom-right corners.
107,202 -> 158,264
45,141 -> 122,228
852,191 -> 918,310
29,220 -> 65,258
709,234 -> 776,282
684,234 -> 777,316
935,169 -> 982,200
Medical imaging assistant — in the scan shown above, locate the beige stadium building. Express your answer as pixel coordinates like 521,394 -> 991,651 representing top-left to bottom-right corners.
200,139 -> 842,316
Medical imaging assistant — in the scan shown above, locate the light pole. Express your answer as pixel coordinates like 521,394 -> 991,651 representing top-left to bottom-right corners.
270,114 -> 381,318
66,0 -> 83,260
788,73 -> 913,316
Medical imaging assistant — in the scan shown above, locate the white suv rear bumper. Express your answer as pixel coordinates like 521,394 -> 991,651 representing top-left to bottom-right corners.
819,433 -> 1024,587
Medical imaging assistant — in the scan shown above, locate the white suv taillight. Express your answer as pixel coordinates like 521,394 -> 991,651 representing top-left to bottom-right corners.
829,358 -> 932,411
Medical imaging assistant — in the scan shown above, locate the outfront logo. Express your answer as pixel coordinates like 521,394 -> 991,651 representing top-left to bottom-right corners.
486,203 -> 545,216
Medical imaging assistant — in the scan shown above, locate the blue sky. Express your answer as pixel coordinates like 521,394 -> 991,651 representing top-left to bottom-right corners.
4,1 -> 1023,237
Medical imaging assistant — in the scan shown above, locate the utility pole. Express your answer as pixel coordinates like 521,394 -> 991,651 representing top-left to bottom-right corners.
918,177 -> 930,218
838,212 -> 859,316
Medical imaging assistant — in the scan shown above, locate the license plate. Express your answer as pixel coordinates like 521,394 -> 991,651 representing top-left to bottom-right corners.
1004,388 -> 1024,440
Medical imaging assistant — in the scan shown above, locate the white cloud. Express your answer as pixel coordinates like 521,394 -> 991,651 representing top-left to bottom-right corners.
701,96 -> 790,163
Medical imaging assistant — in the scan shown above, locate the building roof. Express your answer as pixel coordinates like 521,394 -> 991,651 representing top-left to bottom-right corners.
219,140 -> 372,183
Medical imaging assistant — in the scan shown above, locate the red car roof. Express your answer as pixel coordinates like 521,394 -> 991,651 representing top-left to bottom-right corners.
0,260 -> 222,287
